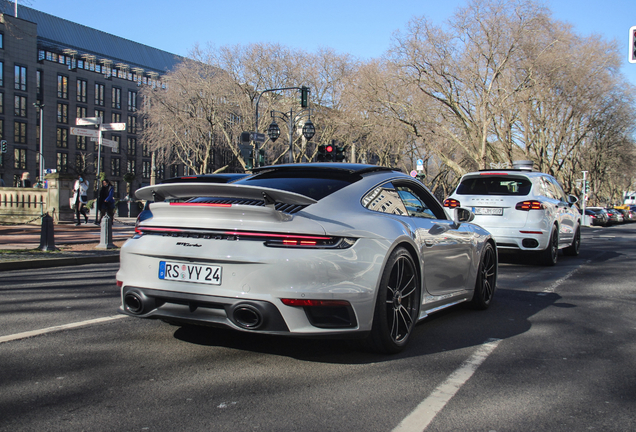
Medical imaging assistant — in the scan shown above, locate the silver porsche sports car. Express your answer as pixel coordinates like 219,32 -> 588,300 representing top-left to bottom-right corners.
117,163 -> 497,353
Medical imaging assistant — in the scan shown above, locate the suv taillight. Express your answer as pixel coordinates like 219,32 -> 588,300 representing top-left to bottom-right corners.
444,198 -> 461,208
515,200 -> 544,210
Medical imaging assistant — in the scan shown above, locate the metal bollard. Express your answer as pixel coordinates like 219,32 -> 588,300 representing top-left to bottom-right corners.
39,213 -> 57,251
95,214 -> 116,249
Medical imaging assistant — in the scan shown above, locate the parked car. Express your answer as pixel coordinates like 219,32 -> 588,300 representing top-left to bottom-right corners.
585,208 -> 609,226
444,162 -> 581,266
605,208 -> 624,224
613,206 -> 636,222
117,163 -> 497,354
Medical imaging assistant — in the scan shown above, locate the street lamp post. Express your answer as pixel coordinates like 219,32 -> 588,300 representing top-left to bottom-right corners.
254,86 -> 313,167
267,109 -> 315,163
33,102 -> 45,188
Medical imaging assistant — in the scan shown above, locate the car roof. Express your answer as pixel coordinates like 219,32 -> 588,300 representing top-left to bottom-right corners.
461,169 -> 546,179
251,162 -> 398,177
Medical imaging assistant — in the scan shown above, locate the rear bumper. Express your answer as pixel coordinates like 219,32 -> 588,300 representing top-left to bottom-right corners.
482,226 -> 549,251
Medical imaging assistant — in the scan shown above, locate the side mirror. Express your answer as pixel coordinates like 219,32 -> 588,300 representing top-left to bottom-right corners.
454,207 -> 475,224
567,195 -> 578,205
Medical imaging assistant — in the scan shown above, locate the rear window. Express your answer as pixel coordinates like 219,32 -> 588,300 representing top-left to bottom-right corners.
456,176 -> 532,196
236,171 -> 361,201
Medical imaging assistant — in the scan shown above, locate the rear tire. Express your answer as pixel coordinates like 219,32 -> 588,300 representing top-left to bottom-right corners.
365,247 -> 420,354
539,225 -> 558,266
563,226 -> 581,256
470,242 -> 497,310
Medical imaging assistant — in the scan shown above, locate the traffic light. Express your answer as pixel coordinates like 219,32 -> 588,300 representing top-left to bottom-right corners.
335,146 -> 346,162
324,143 -> 334,161
317,145 -> 326,162
585,180 -> 590,193
0,140 -> 7,154
239,145 -> 254,170
630,26 -> 636,64
300,86 -> 310,108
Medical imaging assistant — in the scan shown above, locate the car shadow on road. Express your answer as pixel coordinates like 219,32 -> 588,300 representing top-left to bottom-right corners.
171,288 -> 561,364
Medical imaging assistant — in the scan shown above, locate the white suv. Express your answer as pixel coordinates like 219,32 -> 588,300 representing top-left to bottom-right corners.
444,165 -> 581,266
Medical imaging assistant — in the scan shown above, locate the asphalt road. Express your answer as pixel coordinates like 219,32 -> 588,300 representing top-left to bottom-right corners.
1,225 -> 635,432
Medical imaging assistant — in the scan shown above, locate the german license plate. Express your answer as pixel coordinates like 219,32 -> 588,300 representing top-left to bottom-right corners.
473,207 -> 503,216
159,261 -> 222,285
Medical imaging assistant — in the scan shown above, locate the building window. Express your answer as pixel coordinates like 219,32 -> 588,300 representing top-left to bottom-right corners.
142,160 -> 151,179
155,164 -> 164,180
0,92 -> 4,114
14,121 -> 27,143
142,141 -> 150,157
127,137 -> 137,156
14,95 -> 27,117
95,83 -> 105,106
14,148 -> 26,169
94,109 -> 104,122
77,105 -> 87,120
128,90 -> 137,112
36,70 -> 42,96
76,135 -> 87,151
111,157 -> 120,177
126,159 -> 136,175
170,164 -> 179,178
127,115 -> 137,134
0,61 -> 3,86
14,65 -> 26,91
76,79 -> 87,103
56,152 -> 69,173
111,112 -> 121,123
56,127 -> 69,148
57,103 -> 69,123
0,33 -> 3,49
75,153 -> 86,173
57,74 -> 68,99
112,87 -> 121,109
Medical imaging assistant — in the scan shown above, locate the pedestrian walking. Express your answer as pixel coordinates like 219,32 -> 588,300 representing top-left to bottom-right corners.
72,175 -> 90,226
97,179 -> 115,224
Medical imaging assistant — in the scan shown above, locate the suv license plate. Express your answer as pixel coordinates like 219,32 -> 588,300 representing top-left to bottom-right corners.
159,261 -> 222,285
473,207 -> 503,216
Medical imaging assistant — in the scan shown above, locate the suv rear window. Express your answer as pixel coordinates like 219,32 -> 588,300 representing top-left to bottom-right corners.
456,176 -> 532,196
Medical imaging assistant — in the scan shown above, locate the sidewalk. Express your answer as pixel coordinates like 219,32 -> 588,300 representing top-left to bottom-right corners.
0,217 -> 137,271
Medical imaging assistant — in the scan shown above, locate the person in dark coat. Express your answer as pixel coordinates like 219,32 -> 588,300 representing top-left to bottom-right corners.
97,179 -> 115,224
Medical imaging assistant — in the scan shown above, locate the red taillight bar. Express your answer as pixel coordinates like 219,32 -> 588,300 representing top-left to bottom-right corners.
515,200 -> 544,210
281,299 -> 350,307
443,198 -> 461,208
481,172 -> 509,175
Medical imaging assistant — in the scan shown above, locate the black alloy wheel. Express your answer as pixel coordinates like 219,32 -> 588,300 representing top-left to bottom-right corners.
563,226 -> 581,256
470,242 -> 497,309
539,225 -> 559,266
367,247 -> 420,354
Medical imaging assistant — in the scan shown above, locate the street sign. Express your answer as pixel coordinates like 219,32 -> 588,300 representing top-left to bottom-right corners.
251,132 -> 266,143
100,138 -> 118,149
70,127 -> 100,138
100,122 -> 126,131
76,117 -> 102,126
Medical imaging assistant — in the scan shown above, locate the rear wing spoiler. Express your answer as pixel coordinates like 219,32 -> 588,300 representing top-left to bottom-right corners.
134,182 -> 317,206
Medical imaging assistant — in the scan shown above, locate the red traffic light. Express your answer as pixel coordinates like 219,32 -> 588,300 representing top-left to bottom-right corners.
325,145 -> 334,153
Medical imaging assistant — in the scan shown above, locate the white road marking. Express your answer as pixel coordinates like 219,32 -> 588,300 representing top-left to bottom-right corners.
392,338 -> 501,432
0,315 -> 127,344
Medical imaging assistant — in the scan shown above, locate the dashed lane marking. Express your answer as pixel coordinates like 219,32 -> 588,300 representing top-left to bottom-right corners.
392,338 -> 502,432
0,315 -> 127,344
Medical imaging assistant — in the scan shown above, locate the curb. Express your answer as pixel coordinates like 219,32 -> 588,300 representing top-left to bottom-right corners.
0,253 -> 120,272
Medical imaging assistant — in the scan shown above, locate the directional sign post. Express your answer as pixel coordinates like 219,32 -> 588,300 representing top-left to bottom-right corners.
70,127 -> 100,138
251,132 -> 266,144
76,117 -> 103,126
76,118 -> 127,205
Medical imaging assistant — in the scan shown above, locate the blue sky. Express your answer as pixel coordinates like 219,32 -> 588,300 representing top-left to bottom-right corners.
22,0 -> 636,85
